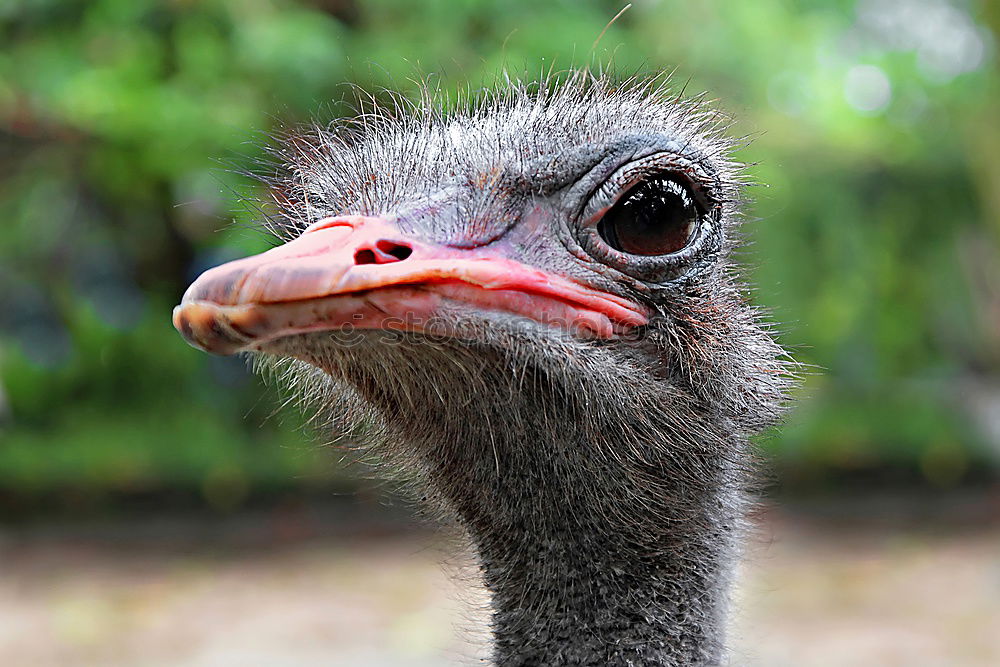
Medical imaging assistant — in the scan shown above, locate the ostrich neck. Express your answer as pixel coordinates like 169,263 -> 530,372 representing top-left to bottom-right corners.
342,339 -> 748,666
432,412 -> 742,667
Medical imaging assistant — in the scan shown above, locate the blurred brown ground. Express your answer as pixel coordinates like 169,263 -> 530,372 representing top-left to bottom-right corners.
1,493 -> 998,667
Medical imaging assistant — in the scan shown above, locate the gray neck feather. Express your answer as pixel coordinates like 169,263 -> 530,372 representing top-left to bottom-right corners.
481,443 -> 737,665
290,333 -> 748,667
456,412 -> 739,667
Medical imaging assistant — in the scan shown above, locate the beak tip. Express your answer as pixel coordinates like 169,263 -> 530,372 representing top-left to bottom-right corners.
173,302 -> 248,356
171,305 -> 193,342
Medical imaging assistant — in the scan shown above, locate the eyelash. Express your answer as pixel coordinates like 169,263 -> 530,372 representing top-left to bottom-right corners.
587,153 -> 714,214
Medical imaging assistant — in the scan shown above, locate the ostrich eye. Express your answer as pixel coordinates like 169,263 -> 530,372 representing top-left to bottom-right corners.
597,175 -> 701,256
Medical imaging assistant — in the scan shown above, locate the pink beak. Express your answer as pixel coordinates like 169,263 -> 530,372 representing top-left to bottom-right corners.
173,215 -> 648,355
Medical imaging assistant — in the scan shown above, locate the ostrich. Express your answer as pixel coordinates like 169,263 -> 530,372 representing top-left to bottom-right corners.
173,72 -> 790,666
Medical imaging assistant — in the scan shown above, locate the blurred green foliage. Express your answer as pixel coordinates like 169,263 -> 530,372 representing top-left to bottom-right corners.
1,0 -> 998,508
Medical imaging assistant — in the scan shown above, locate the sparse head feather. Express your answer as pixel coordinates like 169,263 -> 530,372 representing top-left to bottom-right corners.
265,71 -> 744,237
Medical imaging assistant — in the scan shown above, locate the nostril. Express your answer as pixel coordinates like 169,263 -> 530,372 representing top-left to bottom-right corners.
377,240 -> 413,261
353,240 -> 413,265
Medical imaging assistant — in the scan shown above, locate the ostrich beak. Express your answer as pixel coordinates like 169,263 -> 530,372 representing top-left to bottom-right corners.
173,215 -> 648,355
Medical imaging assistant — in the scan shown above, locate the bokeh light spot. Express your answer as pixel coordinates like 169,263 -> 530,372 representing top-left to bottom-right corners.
844,64 -> 892,114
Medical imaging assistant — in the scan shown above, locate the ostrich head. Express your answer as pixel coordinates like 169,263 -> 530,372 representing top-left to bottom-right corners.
174,73 -> 789,666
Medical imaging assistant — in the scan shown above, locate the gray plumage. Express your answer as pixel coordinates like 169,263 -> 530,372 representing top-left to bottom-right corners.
211,71 -> 793,666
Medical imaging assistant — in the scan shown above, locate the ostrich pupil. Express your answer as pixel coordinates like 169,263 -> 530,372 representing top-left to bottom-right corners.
598,176 -> 699,256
